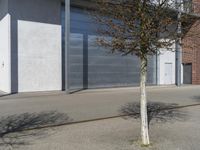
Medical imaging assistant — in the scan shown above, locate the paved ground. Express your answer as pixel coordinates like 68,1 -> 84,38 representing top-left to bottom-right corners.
0,86 -> 200,150
0,85 -> 199,122
0,103 -> 199,150
0,91 -> 5,95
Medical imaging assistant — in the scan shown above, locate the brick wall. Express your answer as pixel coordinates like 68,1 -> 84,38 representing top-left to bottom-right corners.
182,1 -> 200,84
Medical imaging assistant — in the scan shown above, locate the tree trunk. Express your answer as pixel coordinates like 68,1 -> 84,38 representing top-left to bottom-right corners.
140,56 -> 150,146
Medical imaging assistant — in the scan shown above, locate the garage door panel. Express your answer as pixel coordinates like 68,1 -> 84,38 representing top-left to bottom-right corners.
67,6 -> 156,90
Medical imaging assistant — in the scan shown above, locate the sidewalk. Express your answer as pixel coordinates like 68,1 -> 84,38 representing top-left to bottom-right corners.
1,100 -> 200,150
0,85 -> 199,124
0,86 -> 200,150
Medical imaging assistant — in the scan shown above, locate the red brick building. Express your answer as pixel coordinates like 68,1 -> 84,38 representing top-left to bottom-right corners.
182,0 -> 200,84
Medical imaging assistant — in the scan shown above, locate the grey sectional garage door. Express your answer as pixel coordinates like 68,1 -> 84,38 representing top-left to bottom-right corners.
63,6 -> 157,90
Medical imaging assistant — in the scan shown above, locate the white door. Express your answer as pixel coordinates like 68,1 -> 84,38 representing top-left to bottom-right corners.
164,63 -> 173,84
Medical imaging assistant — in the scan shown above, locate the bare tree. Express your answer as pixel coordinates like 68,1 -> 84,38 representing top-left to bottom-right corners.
92,0 -> 200,146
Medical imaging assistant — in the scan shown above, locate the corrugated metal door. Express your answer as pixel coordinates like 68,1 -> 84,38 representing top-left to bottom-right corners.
63,6 -> 157,90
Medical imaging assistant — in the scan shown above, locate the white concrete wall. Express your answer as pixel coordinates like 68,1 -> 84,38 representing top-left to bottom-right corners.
0,14 -> 11,93
8,0 -> 62,92
18,20 -> 61,92
158,48 -> 176,85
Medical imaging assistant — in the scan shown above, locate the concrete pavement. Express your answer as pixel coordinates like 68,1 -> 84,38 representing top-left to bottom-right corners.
0,85 -> 200,150
0,86 -> 200,121
0,103 -> 200,150
0,90 -> 5,96
0,85 -> 200,123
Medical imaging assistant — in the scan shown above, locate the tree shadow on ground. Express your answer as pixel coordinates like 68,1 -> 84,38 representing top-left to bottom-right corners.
120,102 -> 187,126
0,111 -> 72,149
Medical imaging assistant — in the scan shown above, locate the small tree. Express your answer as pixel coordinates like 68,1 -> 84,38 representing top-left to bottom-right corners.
93,0 -> 200,146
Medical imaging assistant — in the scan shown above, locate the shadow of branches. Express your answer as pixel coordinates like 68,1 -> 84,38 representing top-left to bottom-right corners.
0,111 -> 72,149
120,102 -> 187,126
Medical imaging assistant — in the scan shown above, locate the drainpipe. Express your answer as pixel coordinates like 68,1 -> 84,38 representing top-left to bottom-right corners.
175,0 -> 182,87
65,0 -> 70,93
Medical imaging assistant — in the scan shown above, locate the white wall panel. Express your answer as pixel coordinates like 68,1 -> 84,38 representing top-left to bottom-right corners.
18,20 -> 61,92
0,14 -> 11,93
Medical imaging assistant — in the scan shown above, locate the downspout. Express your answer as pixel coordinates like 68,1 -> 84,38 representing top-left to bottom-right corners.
175,0 -> 182,86
65,0 -> 70,93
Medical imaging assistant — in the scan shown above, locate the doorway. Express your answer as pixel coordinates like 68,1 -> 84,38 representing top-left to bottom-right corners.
164,63 -> 173,84
183,63 -> 192,84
